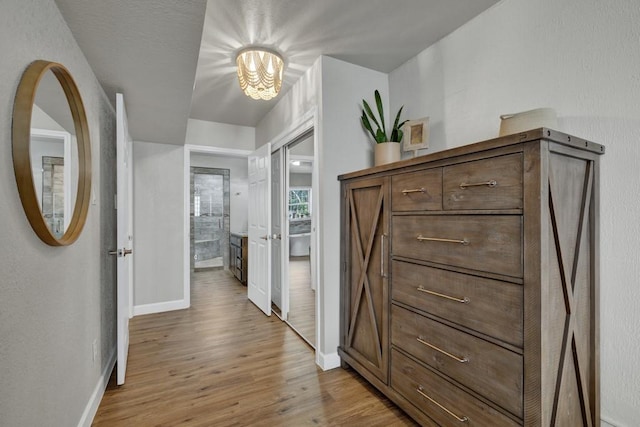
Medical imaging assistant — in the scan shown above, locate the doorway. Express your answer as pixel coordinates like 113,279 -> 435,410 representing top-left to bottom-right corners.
190,167 -> 230,271
271,130 -> 316,348
286,136 -> 315,346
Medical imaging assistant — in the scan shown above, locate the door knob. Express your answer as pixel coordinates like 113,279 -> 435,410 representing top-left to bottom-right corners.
260,235 -> 269,240
272,233 -> 282,240
109,248 -> 133,257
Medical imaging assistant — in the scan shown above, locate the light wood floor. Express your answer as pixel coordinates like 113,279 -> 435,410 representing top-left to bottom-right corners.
93,269 -> 416,426
287,256 -> 315,346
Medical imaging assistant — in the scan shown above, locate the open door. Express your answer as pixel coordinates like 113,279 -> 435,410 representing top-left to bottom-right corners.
115,93 -> 133,385
248,143 -> 271,315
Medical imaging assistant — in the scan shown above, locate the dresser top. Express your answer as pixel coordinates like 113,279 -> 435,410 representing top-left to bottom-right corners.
339,128 -> 605,181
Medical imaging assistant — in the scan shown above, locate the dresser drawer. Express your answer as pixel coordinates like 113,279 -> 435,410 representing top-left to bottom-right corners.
391,305 -> 523,417
391,261 -> 523,347
392,215 -> 523,277
392,168 -> 442,211
443,153 -> 522,210
391,349 -> 519,427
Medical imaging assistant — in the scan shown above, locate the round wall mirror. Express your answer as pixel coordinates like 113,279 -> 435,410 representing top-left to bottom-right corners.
12,60 -> 92,246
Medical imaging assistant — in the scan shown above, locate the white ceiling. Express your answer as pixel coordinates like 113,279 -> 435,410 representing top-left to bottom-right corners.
54,0 -> 208,145
55,0 -> 499,144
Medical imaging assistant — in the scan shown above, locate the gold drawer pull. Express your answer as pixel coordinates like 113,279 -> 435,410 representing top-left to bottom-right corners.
417,286 -> 470,304
416,386 -> 469,423
459,179 -> 497,189
416,235 -> 469,245
417,337 -> 469,363
402,187 -> 426,195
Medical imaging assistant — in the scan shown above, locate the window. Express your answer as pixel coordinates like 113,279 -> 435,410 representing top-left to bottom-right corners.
289,188 -> 311,218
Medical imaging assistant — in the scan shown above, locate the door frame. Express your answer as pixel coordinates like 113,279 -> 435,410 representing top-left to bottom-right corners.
183,145 -> 252,308
191,167 -> 231,271
267,108 -> 320,356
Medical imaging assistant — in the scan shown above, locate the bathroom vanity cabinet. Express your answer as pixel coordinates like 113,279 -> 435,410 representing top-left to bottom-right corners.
230,232 -> 248,285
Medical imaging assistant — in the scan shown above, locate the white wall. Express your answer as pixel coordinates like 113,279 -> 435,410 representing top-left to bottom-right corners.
133,141 -> 186,310
256,58 -> 322,147
389,0 -> 640,425
132,120 -> 254,314
256,56 -> 388,367
0,0 -> 117,425
290,173 -> 312,187
318,57 -> 389,362
290,133 -> 314,156
191,153 -> 249,233
32,104 -> 66,132
186,118 -> 255,151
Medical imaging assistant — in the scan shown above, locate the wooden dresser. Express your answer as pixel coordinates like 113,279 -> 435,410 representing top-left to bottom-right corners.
338,128 -> 604,426
230,232 -> 248,285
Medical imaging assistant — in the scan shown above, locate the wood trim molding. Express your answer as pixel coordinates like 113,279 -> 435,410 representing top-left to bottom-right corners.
12,60 -> 92,246
133,299 -> 189,316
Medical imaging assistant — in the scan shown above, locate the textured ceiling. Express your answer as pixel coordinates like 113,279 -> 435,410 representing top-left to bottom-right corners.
55,0 -> 500,144
191,0 -> 500,128
55,0 -> 207,145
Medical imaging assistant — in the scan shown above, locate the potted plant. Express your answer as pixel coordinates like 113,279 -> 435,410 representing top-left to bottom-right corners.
361,90 -> 407,166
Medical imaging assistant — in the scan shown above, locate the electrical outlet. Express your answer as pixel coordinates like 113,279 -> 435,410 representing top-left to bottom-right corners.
92,339 -> 98,363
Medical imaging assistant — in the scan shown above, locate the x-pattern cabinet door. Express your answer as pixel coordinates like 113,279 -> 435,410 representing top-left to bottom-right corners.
342,176 -> 390,383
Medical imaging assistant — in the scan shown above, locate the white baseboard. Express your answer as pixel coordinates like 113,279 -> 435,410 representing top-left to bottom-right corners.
77,348 -> 116,427
133,299 -> 189,316
316,350 -> 341,371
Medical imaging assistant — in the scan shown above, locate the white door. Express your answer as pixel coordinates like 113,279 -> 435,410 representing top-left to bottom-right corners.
116,93 -> 134,385
248,143 -> 271,315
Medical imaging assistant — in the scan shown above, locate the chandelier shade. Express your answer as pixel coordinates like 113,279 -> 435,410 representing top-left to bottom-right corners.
236,48 -> 284,101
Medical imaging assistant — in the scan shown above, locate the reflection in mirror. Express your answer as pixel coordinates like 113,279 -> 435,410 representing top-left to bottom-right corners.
31,69 -> 78,238
12,60 -> 91,246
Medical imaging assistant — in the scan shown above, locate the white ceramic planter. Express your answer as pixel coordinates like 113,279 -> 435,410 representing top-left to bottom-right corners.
374,142 -> 401,166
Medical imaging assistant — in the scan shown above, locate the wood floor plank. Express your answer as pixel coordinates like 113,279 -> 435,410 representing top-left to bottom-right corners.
93,269 -> 416,426
288,256 -> 316,346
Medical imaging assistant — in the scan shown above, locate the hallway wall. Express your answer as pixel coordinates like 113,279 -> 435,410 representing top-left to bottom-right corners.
0,0 -> 117,425
131,121 -> 255,314
389,0 -> 640,424
186,118 -> 255,151
133,141 -> 185,312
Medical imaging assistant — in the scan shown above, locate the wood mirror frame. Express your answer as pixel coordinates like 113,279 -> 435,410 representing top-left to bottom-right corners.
12,60 -> 92,246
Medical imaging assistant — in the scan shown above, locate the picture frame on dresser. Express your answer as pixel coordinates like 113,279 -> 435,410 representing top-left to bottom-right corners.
402,117 -> 429,153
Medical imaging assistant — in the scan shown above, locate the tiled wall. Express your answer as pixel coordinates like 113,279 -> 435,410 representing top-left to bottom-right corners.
190,167 -> 230,269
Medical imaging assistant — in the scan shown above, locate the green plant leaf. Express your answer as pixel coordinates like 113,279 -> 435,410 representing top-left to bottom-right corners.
374,90 -> 386,136
363,99 -> 381,134
397,129 -> 404,142
375,129 -> 386,143
361,111 -> 376,142
392,106 -> 404,134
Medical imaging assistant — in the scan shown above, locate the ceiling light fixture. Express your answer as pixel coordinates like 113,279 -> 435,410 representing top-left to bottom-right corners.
236,48 -> 284,101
